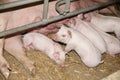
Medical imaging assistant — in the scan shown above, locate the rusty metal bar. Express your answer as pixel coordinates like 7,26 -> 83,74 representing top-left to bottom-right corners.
42,0 -> 49,19
0,0 -> 119,38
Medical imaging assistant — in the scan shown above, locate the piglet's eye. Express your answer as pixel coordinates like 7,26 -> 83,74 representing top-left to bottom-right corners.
62,35 -> 66,37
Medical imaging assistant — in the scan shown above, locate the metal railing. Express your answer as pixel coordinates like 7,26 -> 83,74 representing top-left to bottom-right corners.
0,0 -> 119,38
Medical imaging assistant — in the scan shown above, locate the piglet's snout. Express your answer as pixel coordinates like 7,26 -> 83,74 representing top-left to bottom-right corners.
59,61 -> 65,67
60,63 -> 65,67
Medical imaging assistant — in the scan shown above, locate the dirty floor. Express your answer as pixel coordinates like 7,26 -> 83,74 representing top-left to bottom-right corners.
0,47 -> 120,80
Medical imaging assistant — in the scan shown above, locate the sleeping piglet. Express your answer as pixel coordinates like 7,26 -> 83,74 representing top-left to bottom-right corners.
23,32 -> 65,67
52,25 -> 103,67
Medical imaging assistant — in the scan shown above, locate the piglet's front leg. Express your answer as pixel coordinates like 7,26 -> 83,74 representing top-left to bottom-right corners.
115,29 -> 120,40
65,44 -> 74,54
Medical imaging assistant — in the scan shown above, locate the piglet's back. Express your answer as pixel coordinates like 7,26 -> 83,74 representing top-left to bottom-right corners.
23,32 -> 54,51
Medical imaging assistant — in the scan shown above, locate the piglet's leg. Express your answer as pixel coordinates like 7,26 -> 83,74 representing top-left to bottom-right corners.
4,35 -> 35,76
65,44 -> 74,54
115,29 -> 120,40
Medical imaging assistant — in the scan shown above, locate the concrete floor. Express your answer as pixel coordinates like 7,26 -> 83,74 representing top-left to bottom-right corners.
0,48 -> 120,80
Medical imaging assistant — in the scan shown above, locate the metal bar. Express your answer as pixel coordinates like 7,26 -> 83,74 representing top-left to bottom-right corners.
55,0 -> 75,15
0,0 -> 119,38
42,0 -> 49,19
0,0 -> 42,12
65,0 -> 70,13
55,0 -> 64,15
0,0 -> 56,13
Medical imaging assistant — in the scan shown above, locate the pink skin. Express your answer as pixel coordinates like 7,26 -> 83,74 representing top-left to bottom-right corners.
1,0 -> 79,77
87,22 -> 120,56
5,36 -> 35,76
23,32 -> 65,67
84,13 -> 120,40
3,0 -> 80,35
92,0 -> 118,16
0,0 -> 114,77
0,12 -> 12,78
79,0 -> 97,22
67,17 -> 107,54
4,11 -> 35,76
0,0 -> 79,77
52,25 -> 103,67
78,0 -> 118,22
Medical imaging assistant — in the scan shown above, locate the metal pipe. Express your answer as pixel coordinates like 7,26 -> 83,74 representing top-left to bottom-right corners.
0,0 -> 56,13
65,0 -> 70,13
0,0 -> 119,38
56,0 -> 71,15
55,0 -> 75,15
55,0 -> 64,15
0,0 -> 42,12
42,0 -> 49,19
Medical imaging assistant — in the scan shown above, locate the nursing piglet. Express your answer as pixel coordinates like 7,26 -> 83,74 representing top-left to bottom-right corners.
89,23 -> 120,56
23,32 -> 65,67
84,13 -> 120,39
52,25 -> 103,67
67,17 -> 106,54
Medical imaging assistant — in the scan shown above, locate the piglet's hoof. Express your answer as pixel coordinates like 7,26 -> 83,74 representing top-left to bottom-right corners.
0,63 -> 11,79
29,65 -> 35,76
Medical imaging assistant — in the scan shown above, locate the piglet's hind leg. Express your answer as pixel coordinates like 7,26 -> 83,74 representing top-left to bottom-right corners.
65,44 -> 74,54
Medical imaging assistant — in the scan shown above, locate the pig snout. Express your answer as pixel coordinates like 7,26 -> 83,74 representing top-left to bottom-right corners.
54,58 -> 65,67
53,51 -> 65,67
56,59 -> 65,67
60,62 -> 65,67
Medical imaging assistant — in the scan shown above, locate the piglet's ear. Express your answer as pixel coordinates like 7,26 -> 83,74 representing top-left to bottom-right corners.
67,30 -> 72,38
56,24 -> 62,29
77,14 -> 84,19
69,18 -> 76,26
63,23 -> 70,28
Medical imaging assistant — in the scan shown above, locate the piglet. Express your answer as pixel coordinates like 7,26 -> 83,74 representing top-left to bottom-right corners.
67,17 -> 107,54
84,13 -> 120,40
23,32 -> 65,67
89,23 -> 120,56
52,25 -> 103,67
